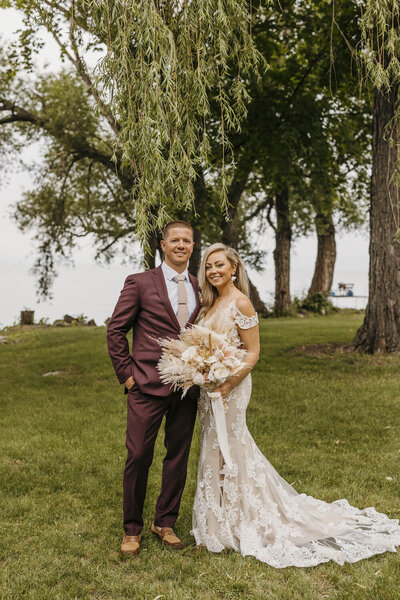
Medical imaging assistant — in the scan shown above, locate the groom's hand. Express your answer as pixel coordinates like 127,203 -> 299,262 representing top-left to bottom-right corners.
125,376 -> 135,390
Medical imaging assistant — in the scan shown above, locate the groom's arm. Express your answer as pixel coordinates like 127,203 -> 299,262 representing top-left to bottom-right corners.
107,275 -> 140,386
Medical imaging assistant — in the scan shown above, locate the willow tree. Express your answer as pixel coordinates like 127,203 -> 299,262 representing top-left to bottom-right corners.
353,1 -> 400,352
0,0 -> 262,291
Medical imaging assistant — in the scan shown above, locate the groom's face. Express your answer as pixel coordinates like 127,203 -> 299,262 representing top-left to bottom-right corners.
161,226 -> 194,270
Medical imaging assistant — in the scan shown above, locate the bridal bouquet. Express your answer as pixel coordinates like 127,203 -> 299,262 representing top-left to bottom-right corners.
156,321 -> 247,400
157,315 -> 246,468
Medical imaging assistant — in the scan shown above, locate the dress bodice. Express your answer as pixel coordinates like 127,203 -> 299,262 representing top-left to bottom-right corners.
201,300 -> 258,342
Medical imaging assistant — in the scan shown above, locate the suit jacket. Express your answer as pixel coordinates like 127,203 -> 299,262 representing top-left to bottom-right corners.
107,265 -> 201,396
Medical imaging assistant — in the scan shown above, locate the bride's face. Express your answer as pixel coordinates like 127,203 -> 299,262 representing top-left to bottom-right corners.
205,251 -> 236,291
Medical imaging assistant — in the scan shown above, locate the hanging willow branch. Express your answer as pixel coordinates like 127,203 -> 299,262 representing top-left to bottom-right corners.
4,0 -> 262,250
361,0 -> 400,242
83,0 -> 263,250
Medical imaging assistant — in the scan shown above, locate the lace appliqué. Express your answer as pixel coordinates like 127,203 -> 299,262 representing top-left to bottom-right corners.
230,301 -> 259,329
192,301 -> 400,568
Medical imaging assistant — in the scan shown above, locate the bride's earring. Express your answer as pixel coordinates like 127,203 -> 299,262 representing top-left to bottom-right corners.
231,274 -> 237,285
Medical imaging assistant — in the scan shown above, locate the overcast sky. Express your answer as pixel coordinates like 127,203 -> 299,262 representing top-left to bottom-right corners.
0,8 -> 369,328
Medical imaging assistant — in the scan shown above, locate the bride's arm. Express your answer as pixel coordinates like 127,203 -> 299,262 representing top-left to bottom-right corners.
213,296 -> 260,399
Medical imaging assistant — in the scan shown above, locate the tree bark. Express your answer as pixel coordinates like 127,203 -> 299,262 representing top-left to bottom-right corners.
248,279 -> 268,314
189,225 -> 202,276
143,233 -> 161,269
218,155 -> 268,312
274,187 -> 292,316
220,152 -> 254,248
308,211 -> 336,296
353,87 -> 400,352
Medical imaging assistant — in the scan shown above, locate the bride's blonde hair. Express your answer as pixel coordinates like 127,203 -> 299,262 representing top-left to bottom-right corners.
198,243 -> 250,318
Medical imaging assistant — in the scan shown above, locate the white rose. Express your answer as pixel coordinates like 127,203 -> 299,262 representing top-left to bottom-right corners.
208,361 -> 230,383
222,356 -> 241,369
181,346 -> 199,362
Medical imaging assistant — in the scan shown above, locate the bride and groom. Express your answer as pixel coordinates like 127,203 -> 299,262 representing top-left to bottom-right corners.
107,220 -> 400,567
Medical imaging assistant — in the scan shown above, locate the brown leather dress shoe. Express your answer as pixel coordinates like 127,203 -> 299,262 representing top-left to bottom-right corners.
120,534 -> 141,556
151,522 -> 184,549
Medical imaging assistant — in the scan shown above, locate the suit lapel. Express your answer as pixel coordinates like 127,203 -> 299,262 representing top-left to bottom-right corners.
151,265 -> 181,331
188,273 -> 201,324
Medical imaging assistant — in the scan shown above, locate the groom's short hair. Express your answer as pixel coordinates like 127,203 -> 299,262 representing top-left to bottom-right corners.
162,220 -> 194,240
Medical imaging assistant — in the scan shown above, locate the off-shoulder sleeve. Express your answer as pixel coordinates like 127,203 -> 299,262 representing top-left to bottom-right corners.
231,303 -> 259,329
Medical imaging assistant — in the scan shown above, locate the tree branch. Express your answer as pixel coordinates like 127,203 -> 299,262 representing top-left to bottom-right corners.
68,24 -> 121,137
246,195 -> 274,221
266,199 -> 276,232
0,98 -> 42,125
98,229 -> 133,254
39,0 -> 106,43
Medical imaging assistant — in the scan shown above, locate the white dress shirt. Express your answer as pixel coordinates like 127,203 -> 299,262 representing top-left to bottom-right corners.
161,261 -> 197,320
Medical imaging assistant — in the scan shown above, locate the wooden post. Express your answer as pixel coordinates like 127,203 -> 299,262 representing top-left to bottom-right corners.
20,310 -> 34,325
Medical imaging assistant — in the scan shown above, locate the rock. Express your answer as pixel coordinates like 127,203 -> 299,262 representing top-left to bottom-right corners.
53,319 -> 69,327
42,371 -> 64,377
0,336 -> 8,344
63,314 -> 74,324
87,319 -> 97,326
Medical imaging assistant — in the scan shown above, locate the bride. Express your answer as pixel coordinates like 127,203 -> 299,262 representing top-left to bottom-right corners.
192,242 -> 400,568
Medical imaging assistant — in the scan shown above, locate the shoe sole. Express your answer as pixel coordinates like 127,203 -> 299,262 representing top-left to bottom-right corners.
120,546 -> 140,556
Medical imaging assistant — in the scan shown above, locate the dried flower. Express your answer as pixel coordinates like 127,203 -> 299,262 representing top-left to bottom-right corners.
157,321 -> 246,397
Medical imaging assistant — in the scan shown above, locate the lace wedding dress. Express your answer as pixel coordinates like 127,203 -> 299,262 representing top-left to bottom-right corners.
192,301 -> 400,568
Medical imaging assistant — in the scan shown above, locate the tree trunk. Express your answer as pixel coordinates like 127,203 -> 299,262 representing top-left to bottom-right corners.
353,87 -> 400,352
248,278 -> 268,314
274,187 -> 292,316
308,211 -> 336,296
189,225 -> 202,276
220,153 -> 253,248
218,156 -> 268,313
143,233 -> 161,269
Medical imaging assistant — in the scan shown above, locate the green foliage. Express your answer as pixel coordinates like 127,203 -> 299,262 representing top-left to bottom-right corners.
251,1 -> 370,231
207,0 -> 371,272
2,315 -> 400,598
14,0 -> 262,246
293,292 -> 340,316
361,0 -> 400,232
1,1 -> 263,293
7,69 -> 138,296
0,1 -> 372,300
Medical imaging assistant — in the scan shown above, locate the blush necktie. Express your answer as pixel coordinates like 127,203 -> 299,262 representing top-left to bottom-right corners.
173,274 -> 189,329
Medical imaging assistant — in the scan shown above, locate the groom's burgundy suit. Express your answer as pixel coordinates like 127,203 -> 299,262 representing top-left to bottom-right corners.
107,265 -> 200,535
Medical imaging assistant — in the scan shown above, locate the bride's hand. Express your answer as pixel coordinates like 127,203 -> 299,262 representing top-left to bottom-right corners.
213,380 -> 234,399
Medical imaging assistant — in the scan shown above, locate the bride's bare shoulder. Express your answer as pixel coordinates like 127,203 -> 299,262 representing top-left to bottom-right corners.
233,293 -> 256,317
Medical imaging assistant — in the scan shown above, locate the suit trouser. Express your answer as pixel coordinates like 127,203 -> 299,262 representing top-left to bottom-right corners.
123,386 -> 197,536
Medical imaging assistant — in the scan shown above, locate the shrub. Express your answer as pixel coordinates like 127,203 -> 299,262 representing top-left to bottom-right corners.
293,292 -> 340,316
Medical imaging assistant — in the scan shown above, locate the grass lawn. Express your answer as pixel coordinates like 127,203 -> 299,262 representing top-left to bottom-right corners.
1,312 -> 399,600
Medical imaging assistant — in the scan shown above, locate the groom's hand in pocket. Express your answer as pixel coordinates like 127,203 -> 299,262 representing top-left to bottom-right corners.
125,376 -> 135,390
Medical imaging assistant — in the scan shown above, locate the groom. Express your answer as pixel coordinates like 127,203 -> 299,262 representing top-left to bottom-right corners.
107,220 -> 200,556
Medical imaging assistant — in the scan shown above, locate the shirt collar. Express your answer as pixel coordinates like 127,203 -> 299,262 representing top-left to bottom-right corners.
161,261 -> 189,282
